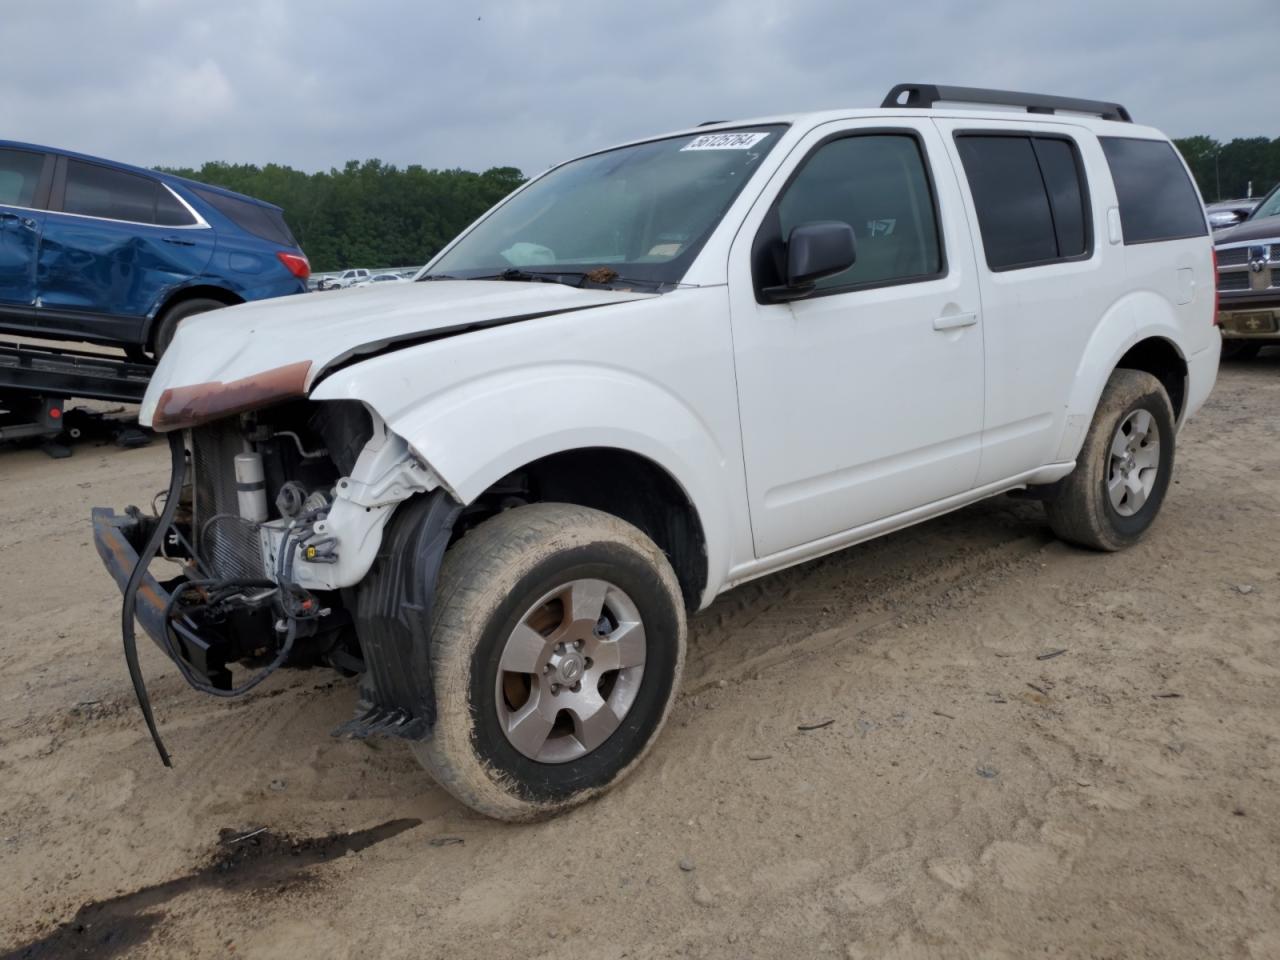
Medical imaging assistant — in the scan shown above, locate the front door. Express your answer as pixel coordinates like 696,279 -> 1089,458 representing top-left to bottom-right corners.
728,120 -> 986,558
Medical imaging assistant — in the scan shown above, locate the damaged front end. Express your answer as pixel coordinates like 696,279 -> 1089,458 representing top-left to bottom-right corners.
93,397 -> 460,763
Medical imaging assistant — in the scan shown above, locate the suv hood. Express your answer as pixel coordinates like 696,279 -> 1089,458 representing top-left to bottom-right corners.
140,280 -> 654,427
1215,214 -> 1280,245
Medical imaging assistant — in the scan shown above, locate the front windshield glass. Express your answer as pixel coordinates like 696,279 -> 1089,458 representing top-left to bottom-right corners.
1250,186 -> 1280,221
425,126 -> 786,287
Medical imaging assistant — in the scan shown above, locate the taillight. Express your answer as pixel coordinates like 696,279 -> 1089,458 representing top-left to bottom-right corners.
277,250 -> 311,280
1211,248 -> 1220,325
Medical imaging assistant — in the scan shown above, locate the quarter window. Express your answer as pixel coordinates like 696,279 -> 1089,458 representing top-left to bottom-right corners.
63,160 -> 168,224
1100,137 -> 1206,244
955,134 -> 1091,270
0,148 -> 46,208
757,133 -> 943,295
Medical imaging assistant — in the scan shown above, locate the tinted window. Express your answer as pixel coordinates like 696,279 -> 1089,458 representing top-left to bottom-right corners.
760,134 -> 942,292
958,137 -> 1047,269
192,187 -> 296,246
1100,137 -> 1207,244
0,148 -> 46,208
63,160 -> 163,223
155,186 -> 196,226
1032,138 -> 1088,257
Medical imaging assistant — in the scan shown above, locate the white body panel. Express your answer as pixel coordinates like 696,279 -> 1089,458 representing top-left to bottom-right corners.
726,118 -> 985,557
146,105 -> 1219,609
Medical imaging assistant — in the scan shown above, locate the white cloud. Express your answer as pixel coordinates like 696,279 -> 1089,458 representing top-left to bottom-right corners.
0,0 -> 1274,174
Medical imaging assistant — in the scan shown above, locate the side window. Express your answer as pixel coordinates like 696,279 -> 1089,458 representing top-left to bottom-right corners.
1100,137 -> 1206,244
955,134 -> 1091,271
0,148 -> 47,208
62,160 -> 162,224
155,186 -> 197,227
756,133 -> 943,294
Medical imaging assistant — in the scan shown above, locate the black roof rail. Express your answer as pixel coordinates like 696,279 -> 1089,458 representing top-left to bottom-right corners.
881,83 -> 1132,123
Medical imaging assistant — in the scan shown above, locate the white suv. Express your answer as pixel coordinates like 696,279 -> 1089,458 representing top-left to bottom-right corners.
95,84 -> 1218,820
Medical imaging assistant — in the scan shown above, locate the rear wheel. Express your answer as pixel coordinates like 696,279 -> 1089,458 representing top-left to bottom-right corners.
151,297 -> 226,357
413,503 -> 686,820
1045,369 -> 1176,551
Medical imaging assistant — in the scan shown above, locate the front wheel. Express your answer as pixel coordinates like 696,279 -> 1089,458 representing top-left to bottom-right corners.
1045,369 -> 1176,551
413,503 -> 686,820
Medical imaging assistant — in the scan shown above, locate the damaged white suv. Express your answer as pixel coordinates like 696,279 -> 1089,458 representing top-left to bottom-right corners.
95,84 -> 1219,820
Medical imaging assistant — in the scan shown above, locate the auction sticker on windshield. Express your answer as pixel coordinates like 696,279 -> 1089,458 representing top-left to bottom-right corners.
681,132 -> 771,151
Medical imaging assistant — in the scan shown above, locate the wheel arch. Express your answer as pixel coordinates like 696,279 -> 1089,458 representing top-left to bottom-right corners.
460,446 -> 710,612
144,284 -> 244,348
1059,293 -> 1192,461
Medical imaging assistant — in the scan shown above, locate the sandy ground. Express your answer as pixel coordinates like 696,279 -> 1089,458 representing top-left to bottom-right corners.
1,355 -> 1278,960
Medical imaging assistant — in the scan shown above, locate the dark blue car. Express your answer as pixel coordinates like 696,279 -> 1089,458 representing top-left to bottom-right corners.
0,141 -> 309,357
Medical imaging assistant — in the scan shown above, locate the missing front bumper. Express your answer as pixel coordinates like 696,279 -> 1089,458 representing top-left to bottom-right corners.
91,506 -> 235,689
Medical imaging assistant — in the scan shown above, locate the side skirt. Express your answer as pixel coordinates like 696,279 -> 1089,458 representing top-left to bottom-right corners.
719,462 -> 1076,596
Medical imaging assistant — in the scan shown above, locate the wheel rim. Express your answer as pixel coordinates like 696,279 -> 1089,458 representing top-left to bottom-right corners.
494,578 -> 646,764
1106,409 -> 1161,517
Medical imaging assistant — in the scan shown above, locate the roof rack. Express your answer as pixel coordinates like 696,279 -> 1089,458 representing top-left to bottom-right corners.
881,83 -> 1132,123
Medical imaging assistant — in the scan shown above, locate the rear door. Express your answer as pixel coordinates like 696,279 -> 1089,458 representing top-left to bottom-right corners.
0,146 -> 53,330
934,118 -> 1123,482
36,157 -> 215,343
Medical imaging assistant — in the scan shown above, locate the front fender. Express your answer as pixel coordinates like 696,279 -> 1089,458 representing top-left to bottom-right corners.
313,358 -> 737,607
1058,291 -> 1188,461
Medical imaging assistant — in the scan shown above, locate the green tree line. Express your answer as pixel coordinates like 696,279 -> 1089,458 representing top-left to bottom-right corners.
163,136 -> 1278,273
158,159 -> 526,273
1174,136 -> 1280,203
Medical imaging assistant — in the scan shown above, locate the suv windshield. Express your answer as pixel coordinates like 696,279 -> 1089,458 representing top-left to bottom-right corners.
425,126 -> 786,287
1249,185 -> 1280,222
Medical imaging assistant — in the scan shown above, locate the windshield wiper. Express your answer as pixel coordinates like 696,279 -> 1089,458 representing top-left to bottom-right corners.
479,268 -> 665,290
416,273 -> 462,281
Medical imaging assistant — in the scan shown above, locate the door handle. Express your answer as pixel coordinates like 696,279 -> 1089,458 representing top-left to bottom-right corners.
162,236 -> 196,247
932,312 -> 978,331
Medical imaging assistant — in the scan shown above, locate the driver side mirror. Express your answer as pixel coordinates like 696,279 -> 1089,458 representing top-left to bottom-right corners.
763,221 -> 857,302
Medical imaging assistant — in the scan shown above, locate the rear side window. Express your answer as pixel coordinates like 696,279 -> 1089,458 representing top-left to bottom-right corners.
155,187 -> 197,226
0,148 -> 46,207
192,187 -> 297,247
955,134 -> 1091,270
1100,137 -> 1206,244
63,160 -> 164,223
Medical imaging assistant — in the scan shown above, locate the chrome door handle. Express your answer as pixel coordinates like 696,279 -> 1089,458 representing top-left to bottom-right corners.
932,312 -> 978,331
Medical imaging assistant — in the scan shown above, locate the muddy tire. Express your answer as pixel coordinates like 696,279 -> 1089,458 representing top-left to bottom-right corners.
1046,369 -> 1176,551
412,503 -> 686,821
152,297 -> 225,357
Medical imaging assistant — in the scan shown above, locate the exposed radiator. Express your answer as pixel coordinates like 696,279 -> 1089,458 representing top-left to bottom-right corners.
190,421 -> 265,580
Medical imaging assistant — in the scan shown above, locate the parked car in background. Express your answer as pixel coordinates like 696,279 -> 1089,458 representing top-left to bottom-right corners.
1215,182 -> 1280,358
333,268 -> 371,288
1206,198 -> 1261,231
0,141 -> 309,358
369,272 -> 408,284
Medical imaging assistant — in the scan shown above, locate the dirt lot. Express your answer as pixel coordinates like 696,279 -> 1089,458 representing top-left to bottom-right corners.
1,356 -> 1278,960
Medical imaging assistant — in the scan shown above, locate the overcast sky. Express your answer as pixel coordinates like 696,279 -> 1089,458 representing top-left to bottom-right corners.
3,1 -> 1275,177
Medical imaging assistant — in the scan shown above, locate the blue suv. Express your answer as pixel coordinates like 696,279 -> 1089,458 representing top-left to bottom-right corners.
0,141 -> 309,357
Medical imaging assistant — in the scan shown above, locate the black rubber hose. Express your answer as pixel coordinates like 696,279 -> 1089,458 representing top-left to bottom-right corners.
121,430 -> 186,767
